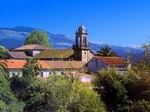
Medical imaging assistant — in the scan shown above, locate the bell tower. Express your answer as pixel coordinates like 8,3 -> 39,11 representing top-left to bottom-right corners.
75,24 -> 88,48
73,24 -> 91,63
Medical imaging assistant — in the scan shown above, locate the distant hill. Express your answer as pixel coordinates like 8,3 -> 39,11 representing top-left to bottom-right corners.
0,26 -> 142,57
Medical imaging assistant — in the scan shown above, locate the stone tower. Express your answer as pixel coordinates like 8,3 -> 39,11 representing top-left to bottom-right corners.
73,24 -> 93,63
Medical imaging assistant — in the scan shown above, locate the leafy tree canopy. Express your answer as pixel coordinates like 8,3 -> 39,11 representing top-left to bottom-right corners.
21,75 -> 106,112
0,71 -> 25,112
0,46 -> 8,59
94,70 -> 129,112
24,30 -> 51,47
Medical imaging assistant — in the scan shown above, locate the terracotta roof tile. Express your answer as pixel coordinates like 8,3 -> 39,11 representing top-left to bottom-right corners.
0,60 -> 49,69
95,56 -> 125,65
45,61 -> 86,69
15,44 -> 49,51
0,60 -> 85,69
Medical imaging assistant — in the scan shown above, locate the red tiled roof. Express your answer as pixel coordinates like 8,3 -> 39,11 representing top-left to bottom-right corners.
0,60 -> 85,69
95,56 -> 125,65
38,61 -> 50,69
45,61 -> 86,69
15,44 -> 49,51
0,60 -> 49,69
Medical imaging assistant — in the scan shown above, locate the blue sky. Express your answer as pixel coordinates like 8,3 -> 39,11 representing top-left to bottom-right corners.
0,0 -> 150,47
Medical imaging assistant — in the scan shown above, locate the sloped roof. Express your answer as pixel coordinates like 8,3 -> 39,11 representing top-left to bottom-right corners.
95,56 -> 126,65
0,60 -> 85,69
34,49 -> 74,59
45,61 -> 86,69
15,44 -> 49,51
8,51 -> 30,59
0,60 -> 49,69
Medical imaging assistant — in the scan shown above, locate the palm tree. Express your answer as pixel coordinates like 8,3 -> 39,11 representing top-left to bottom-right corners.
96,45 -> 117,56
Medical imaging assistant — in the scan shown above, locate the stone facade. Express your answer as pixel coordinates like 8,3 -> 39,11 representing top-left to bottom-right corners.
73,25 -> 94,63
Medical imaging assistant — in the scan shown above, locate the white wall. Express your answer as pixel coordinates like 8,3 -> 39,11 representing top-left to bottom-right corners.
33,51 -> 41,56
81,50 -> 94,63
87,57 -> 107,72
40,70 -> 50,78
9,69 -> 23,77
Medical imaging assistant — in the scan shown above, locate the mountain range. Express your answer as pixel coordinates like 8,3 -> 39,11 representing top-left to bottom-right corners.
0,26 -> 142,57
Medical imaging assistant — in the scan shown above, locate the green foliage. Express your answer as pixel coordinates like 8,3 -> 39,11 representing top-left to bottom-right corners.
143,44 -> 150,61
24,80 -> 58,112
0,46 -> 8,59
0,100 -> 7,111
22,75 -> 106,112
0,61 -> 7,76
96,45 -> 117,56
132,61 -> 150,74
94,70 -> 129,112
124,72 -> 150,102
67,80 -> 105,112
130,100 -> 150,112
10,76 -> 27,100
23,58 -> 41,79
94,67 -> 150,112
0,72 -> 25,112
24,30 -> 51,47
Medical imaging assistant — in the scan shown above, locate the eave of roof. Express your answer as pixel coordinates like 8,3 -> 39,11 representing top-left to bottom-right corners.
15,44 -> 49,51
95,56 -> 126,65
0,60 -> 85,69
8,51 -> 30,59
45,61 -> 86,69
0,60 -> 49,69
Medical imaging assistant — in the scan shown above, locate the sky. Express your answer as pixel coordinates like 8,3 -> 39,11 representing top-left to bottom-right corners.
0,0 -> 150,47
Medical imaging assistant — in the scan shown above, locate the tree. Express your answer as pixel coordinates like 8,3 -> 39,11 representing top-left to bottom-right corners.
94,70 -> 129,112
0,61 -> 7,75
23,58 -> 41,77
24,30 -> 51,47
0,46 -> 8,59
23,58 -> 41,86
124,71 -> 150,102
23,75 -> 106,112
131,61 -> 150,75
0,69 -> 25,112
143,44 -> 150,61
96,45 -> 117,56
130,100 -> 150,112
